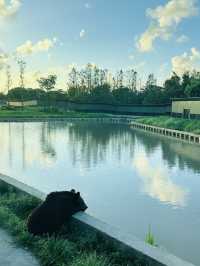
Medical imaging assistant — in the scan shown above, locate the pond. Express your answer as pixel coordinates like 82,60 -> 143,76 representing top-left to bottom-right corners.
0,121 -> 199,265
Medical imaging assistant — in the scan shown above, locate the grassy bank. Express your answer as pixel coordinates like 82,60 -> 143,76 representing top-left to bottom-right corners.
0,181 -> 146,266
0,106 -> 111,119
136,116 -> 200,134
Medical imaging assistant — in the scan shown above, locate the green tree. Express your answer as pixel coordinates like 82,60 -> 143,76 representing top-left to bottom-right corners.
37,75 -> 57,107
164,72 -> 183,101
89,84 -> 114,104
37,75 -> 57,92
185,79 -> 200,97
142,85 -> 166,104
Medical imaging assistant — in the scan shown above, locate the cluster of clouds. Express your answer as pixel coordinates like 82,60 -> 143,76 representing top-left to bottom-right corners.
0,37 -> 56,70
1,0 -> 200,91
0,0 -> 21,18
0,36 -> 61,90
137,0 -> 198,52
16,38 -> 56,56
172,47 -> 200,75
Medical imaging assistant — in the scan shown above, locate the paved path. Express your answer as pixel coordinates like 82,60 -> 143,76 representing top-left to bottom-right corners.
0,228 -> 40,266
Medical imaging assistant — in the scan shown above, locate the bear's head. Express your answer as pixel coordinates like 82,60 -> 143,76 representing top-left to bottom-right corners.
46,189 -> 88,214
70,189 -> 88,213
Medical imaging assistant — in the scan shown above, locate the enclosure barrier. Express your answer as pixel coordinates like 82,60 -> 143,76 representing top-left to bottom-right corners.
0,173 -> 196,266
130,121 -> 200,145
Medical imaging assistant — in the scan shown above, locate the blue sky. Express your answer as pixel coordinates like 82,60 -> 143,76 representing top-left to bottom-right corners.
0,0 -> 200,90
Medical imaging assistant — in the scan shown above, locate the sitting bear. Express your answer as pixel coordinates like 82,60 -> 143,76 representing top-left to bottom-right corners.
27,189 -> 87,236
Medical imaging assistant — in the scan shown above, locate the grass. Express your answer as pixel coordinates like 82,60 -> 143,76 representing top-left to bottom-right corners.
136,116 -> 200,134
145,226 -> 156,247
0,181 -> 147,266
0,106 -> 111,119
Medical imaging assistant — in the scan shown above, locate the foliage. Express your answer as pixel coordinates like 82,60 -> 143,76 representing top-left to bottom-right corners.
37,75 -> 57,92
2,64 -> 200,106
0,92 -> 6,100
70,253 -> 111,266
7,87 -> 46,101
142,85 -> 166,105
185,79 -> 200,97
0,107 -> 112,118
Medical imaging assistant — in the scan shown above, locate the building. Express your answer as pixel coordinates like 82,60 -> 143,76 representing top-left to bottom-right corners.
0,100 -> 6,107
172,98 -> 200,119
7,100 -> 38,107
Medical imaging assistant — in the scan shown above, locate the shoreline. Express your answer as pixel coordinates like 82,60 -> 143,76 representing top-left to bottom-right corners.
0,113 -> 199,145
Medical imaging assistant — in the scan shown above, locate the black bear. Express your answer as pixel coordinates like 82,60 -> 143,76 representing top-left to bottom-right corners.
27,189 -> 88,236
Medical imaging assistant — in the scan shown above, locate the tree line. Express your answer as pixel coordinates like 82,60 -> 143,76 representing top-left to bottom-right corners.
1,62 -> 200,105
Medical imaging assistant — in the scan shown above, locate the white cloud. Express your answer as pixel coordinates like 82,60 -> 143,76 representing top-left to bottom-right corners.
172,47 -> 200,75
137,0 -> 198,52
0,0 -> 21,18
0,52 -> 9,69
129,55 -> 135,60
176,34 -> 189,43
133,153 -> 188,207
80,29 -> 86,39
84,3 -> 91,9
16,38 -> 55,56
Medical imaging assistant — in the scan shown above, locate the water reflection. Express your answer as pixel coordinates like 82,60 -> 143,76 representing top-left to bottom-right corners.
67,122 -> 136,168
134,129 -> 200,173
0,121 -> 200,179
133,153 -> 188,207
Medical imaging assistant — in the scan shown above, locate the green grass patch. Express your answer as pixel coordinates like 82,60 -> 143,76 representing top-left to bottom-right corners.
136,116 -> 200,134
0,106 -> 111,119
0,181 -> 147,266
145,226 -> 156,247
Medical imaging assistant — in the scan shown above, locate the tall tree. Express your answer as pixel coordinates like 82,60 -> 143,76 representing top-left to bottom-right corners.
117,69 -> 124,88
93,66 -> 100,87
17,59 -> 26,88
68,67 -> 78,89
127,69 -> 137,91
146,73 -> 157,89
6,64 -> 12,93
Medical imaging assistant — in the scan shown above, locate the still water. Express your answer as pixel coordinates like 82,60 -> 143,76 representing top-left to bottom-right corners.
0,121 -> 200,264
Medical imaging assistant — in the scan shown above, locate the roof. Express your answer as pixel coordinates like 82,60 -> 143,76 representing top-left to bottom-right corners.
172,97 -> 200,102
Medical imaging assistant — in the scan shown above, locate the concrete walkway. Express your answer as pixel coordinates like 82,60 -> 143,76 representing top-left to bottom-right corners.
0,228 -> 40,266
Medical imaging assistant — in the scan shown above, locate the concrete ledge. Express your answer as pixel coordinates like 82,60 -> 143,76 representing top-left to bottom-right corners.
131,122 -> 200,145
0,173 -> 196,266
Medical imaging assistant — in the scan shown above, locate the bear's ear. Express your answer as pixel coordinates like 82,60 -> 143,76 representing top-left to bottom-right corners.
71,189 -> 76,193
46,192 -> 56,201
73,192 -> 80,200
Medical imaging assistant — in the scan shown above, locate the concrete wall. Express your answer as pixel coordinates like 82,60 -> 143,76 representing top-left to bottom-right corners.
51,101 -> 171,115
0,100 -> 6,107
8,100 -> 38,107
